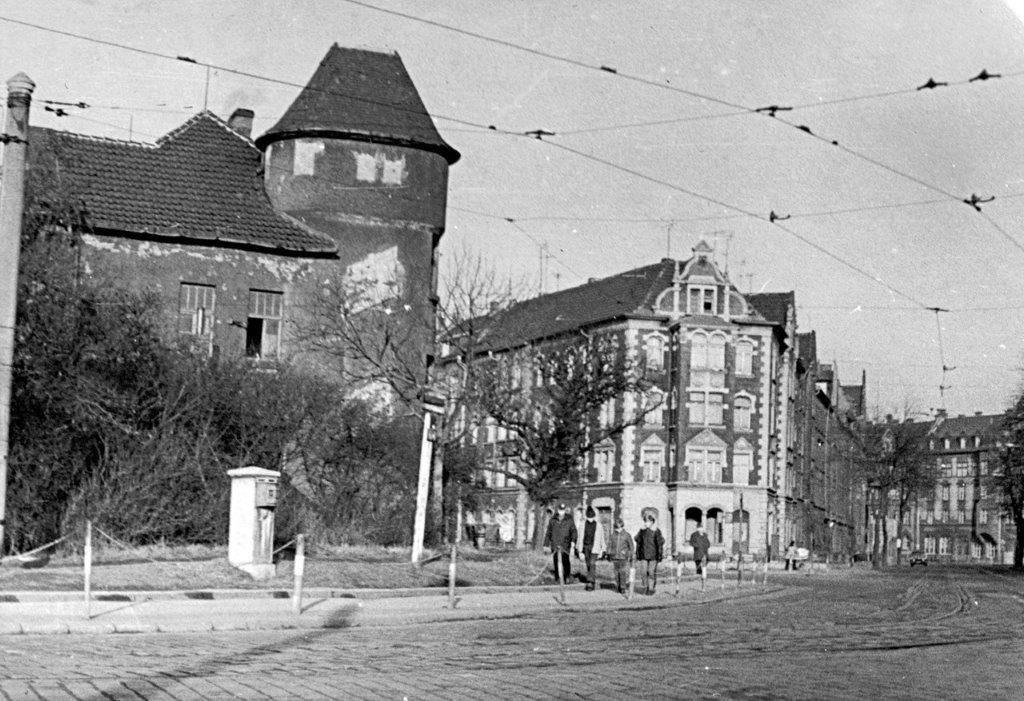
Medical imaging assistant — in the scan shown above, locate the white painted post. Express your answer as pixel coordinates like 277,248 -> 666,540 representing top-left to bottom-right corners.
720,555 -> 726,591
412,394 -> 444,564
292,534 -> 305,614
556,550 -> 565,604
447,542 -> 457,608
84,520 -> 92,619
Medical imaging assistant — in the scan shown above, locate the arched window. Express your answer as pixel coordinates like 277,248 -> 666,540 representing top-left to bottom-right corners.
690,332 -> 708,369
735,340 -> 753,375
645,335 -> 665,371
709,334 -> 726,371
734,396 -> 752,431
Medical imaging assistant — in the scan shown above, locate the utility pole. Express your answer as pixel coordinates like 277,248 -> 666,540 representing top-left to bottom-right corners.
411,391 -> 445,564
0,73 -> 34,555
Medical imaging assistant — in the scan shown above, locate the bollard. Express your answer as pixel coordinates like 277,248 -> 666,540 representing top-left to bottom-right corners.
737,552 -> 743,586
292,534 -> 305,614
447,542 -> 457,608
84,520 -> 92,619
627,565 -> 635,600
720,555 -> 726,591
674,561 -> 682,597
763,558 -> 769,586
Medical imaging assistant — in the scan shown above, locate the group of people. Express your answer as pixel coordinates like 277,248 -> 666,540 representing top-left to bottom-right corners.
542,503 -> 713,596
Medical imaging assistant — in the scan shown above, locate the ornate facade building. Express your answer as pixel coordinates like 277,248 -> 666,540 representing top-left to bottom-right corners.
462,242 -> 868,560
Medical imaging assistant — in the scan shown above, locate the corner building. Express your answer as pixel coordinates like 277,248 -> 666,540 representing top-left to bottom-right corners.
466,242 -> 808,557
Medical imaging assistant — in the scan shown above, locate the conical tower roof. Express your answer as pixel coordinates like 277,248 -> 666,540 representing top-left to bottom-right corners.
255,44 -> 460,164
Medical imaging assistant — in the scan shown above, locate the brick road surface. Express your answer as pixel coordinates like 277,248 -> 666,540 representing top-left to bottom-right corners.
1,566 -> 1023,700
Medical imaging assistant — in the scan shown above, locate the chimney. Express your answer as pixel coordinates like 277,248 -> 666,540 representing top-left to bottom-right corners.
228,108 -> 254,138
975,411 -> 983,416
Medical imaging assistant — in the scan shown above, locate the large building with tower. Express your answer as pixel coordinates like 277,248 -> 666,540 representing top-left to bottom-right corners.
27,45 -> 457,379
461,241 -> 868,560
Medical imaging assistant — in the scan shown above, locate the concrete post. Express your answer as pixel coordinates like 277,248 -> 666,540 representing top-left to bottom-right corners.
0,73 -> 35,555
411,411 -> 434,564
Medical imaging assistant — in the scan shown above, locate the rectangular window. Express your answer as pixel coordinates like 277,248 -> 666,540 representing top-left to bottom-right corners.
687,286 -> 717,315
246,289 -> 283,360
594,447 -> 614,483
734,396 -> 751,431
957,484 -> 966,501
941,484 -> 950,501
686,447 -> 723,484
732,452 -> 751,486
641,448 -> 663,482
979,509 -> 988,524
707,393 -> 724,425
687,392 -> 705,425
179,283 -> 216,337
735,341 -> 753,376
938,537 -> 949,555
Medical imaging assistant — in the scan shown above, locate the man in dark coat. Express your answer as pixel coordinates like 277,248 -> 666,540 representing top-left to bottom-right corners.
690,524 -> 711,583
575,506 -> 607,591
635,513 -> 665,595
543,502 -> 577,584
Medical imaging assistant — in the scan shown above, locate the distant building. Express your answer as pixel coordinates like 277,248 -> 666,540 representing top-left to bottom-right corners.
915,412 -> 1015,563
27,45 -> 458,382
457,241 -> 868,558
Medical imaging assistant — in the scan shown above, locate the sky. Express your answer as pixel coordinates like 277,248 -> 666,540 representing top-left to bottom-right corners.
2,0 -> 1024,418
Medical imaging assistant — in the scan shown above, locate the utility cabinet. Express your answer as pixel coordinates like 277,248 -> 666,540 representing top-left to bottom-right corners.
227,466 -> 280,580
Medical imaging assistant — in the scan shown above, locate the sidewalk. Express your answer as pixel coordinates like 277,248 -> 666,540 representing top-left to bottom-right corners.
0,578 -> 783,635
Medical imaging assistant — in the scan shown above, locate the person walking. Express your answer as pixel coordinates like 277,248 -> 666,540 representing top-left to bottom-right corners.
635,513 -> 665,595
690,524 -> 711,585
607,517 -> 635,595
575,507 -> 607,591
784,540 -> 798,571
543,502 -> 577,585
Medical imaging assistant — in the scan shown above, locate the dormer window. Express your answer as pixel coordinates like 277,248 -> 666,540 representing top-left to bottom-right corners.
687,285 -> 717,315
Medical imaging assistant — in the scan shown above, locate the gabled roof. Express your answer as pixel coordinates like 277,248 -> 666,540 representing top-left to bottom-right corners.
29,113 -> 337,254
746,292 -> 794,327
255,45 -> 460,164
931,413 -> 1003,438
477,259 -> 676,350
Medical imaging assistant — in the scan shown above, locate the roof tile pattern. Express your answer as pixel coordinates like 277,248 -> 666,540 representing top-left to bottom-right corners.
30,114 -> 337,254
256,45 -> 460,164
746,292 -> 795,327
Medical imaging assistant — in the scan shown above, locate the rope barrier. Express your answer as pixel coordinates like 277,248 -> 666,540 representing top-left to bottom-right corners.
0,534 -> 68,564
272,538 -> 296,556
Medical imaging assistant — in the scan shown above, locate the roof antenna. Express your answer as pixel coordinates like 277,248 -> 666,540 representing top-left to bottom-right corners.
203,65 -> 210,111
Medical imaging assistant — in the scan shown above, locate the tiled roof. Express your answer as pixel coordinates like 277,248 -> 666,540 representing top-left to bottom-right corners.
932,413 -> 1003,437
256,45 -> 460,164
29,114 -> 337,254
477,260 -> 677,350
746,292 -> 794,327
796,331 -> 817,368
473,258 -> 779,351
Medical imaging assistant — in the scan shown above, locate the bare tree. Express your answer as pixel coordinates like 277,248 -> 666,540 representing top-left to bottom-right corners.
996,393 -> 1024,570
466,331 -> 659,547
859,412 -> 935,567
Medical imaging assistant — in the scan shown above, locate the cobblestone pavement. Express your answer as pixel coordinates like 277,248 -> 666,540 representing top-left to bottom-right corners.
1,567 -> 1023,699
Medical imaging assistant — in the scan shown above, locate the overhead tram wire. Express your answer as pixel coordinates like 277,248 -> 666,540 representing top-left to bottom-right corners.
536,138 -> 930,310
560,68 -> 1024,136
0,14 -> 519,136
333,0 -> 752,114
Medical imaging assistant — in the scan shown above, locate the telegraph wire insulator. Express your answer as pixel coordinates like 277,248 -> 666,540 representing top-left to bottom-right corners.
969,69 -> 1001,82
524,129 -> 556,140
44,105 -> 68,117
754,105 -> 792,117
769,210 -> 791,223
962,193 -> 995,211
916,78 -> 948,90
176,55 -> 197,63
0,134 -> 28,145
599,65 -> 618,74
796,125 -> 813,135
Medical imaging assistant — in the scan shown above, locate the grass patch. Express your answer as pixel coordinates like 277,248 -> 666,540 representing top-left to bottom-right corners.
0,544 -> 567,592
